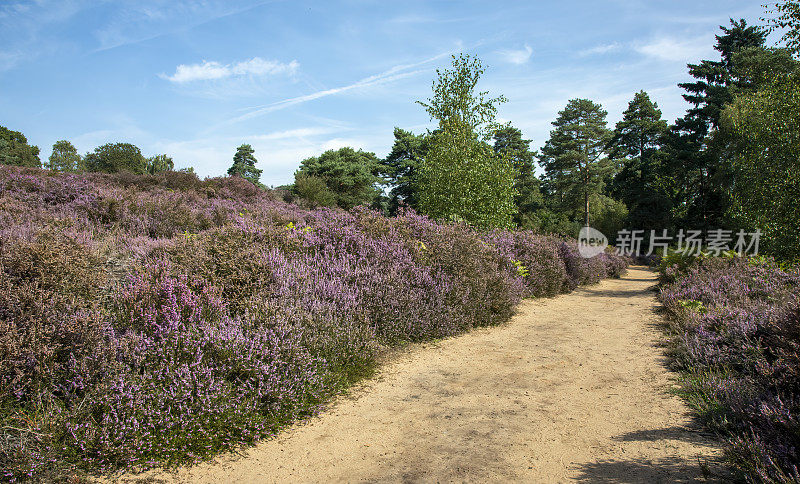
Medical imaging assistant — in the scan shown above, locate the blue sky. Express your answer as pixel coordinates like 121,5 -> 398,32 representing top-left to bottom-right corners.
0,0 -> 768,186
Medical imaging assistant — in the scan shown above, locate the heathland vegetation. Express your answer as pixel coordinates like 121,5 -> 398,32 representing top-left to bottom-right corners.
0,167 -> 627,481
659,254 -> 799,482
1,1 -> 799,482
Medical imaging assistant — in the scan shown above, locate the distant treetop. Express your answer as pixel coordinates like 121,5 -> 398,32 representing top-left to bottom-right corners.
0,125 -> 41,168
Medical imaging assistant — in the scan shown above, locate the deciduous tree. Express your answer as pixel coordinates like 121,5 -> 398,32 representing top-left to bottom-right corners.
84,142 -> 146,173
293,173 -> 337,208
668,19 -> 767,229
722,50 -> 800,261
417,54 -> 517,229
0,126 -> 40,167
763,0 -> 800,54
146,154 -> 174,175
47,140 -> 81,172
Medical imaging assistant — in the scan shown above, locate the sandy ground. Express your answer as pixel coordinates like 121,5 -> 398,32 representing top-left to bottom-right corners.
122,266 -> 725,483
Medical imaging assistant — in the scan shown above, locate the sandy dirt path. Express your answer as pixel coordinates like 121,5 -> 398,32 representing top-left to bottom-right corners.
131,266 -> 724,483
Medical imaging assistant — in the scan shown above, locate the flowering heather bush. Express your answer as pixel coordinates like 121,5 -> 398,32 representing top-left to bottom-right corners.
62,262 -> 327,471
659,256 -> 800,482
0,166 -> 627,481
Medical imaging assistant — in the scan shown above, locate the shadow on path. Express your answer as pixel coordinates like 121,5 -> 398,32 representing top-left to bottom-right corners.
572,455 -> 720,483
573,424 -> 729,483
579,287 -> 653,298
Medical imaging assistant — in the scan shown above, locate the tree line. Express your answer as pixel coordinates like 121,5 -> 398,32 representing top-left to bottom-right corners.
2,2 -> 798,260
0,135 -> 180,176
288,5 -> 799,263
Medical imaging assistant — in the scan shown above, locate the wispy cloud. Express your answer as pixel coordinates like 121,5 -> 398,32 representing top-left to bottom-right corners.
579,42 -> 623,57
0,0 -> 89,72
92,1 -> 272,52
497,44 -> 533,65
163,57 -> 299,83
231,70 -> 421,120
250,126 -> 345,141
0,50 -> 23,71
222,51 -> 452,126
634,35 -> 715,63
0,1 -> 34,19
386,13 -> 478,25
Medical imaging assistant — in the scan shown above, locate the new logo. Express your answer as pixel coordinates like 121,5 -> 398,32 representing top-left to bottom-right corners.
578,226 -> 608,258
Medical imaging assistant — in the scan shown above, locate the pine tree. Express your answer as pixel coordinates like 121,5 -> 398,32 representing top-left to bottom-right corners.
539,98 -> 612,227
669,19 -> 767,229
228,144 -> 263,186
380,128 -> 429,214
295,147 -> 381,210
609,91 -> 670,230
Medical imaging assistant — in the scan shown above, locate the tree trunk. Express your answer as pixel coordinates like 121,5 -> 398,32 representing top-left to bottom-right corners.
584,189 -> 590,227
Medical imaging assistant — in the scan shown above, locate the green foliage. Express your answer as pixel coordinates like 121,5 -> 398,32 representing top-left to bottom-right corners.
763,0 -> 800,54
493,125 -> 543,225
417,54 -> 517,229
227,144 -> 262,186
589,194 -> 628,242
293,173 -> 337,208
668,19 -> 767,230
610,91 -> 668,163
0,126 -> 40,168
295,147 -> 382,210
657,250 -> 705,283
511,259 -> 529,278
380,128 -> 429,213
677,299 -> 707,314
146,154 -> 174,175
520,208 -> 581,237
47,139 -> 81,172
730,45 -> 798,90
84,142 -> 147,174
679,19 -> 767,129
539,98 -> 613,227
721,62 -> 800,262
493,125 -> 535,176
609,91 -> 671,231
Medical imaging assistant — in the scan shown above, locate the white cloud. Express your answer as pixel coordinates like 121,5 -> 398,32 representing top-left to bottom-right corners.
163,57 -> 299,83
578,42 -> 622,57
634,35 -> 715,63
320,137 -> 372,152
154,128 -> 386,185
498,44 -> 533,65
